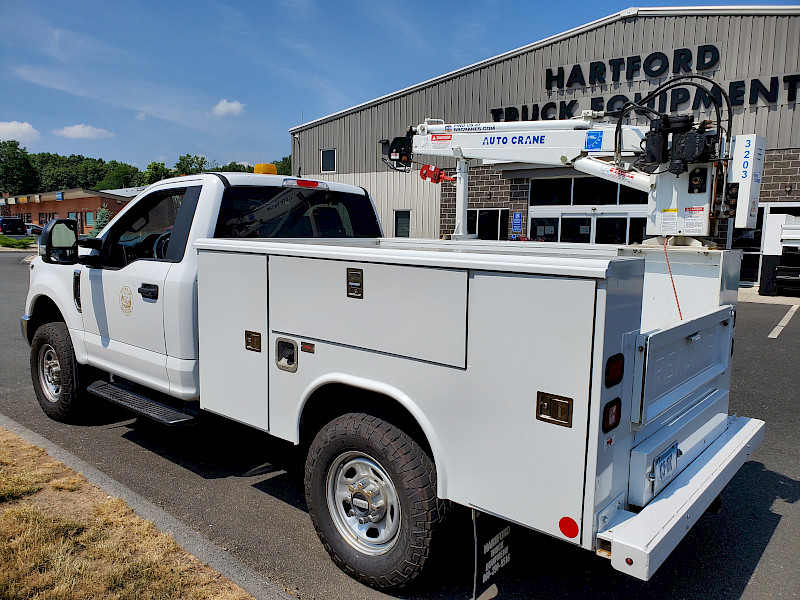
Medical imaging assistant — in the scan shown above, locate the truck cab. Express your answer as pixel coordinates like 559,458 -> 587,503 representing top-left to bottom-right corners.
22,172 -> 382,406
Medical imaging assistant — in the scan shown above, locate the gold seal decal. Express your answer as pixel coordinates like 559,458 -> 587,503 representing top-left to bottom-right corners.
120,286 -> 133,316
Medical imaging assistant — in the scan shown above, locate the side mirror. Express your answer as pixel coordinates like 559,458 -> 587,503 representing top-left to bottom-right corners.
40,219 -> 78,265
78,237 -> 103,250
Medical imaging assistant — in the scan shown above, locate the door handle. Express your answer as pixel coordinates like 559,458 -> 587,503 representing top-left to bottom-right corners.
138,283 -> 159,300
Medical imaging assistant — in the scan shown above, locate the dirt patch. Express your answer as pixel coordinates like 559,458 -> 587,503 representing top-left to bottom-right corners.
0,426 -> 255,600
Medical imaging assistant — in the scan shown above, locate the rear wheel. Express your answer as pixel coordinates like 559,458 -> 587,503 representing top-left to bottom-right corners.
305,413 -> 443,588
30,322 -> 84,421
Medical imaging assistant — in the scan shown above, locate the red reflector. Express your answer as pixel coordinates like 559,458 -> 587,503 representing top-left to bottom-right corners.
558,517 -> 579,539
602,397 -> 622,433
295,179 -> 319,188
605,353 -> 624,388
625,557 -> 634,566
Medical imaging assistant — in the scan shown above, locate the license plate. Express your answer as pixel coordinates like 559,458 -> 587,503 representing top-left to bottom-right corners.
653,442 -> 679,494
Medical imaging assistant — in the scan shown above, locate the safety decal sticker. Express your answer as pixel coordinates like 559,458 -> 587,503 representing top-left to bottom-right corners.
120,286 -> 133,316
585,130 -> 604,150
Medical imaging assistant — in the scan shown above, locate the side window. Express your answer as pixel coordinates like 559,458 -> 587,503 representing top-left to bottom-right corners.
104,187 -> 199,268
321,149 -> 336,173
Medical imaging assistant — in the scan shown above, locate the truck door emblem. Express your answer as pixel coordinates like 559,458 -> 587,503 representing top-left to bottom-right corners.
120,286 -> 133,316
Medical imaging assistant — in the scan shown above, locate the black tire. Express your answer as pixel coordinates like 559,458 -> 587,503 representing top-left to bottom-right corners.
304,412 -> 443,589
30,322 -> 85,422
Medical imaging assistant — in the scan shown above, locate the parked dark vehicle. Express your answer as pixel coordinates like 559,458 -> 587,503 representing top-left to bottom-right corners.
0,217 -> 26,235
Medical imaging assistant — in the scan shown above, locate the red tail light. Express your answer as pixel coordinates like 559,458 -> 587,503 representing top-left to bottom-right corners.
602,398 -> 622,433
283,178 -> 325,189
605,353 -> 624,388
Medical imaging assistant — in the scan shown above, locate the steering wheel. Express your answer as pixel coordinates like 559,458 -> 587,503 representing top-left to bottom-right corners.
153,231 -> 172,259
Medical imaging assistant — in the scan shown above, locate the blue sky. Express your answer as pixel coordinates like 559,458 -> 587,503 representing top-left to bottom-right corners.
0,1 -> 794,169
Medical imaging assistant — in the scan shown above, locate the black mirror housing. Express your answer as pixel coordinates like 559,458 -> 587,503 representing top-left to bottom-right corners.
78,237 -> 103,250
40,219 -> 79,265
77,254 -> 104,267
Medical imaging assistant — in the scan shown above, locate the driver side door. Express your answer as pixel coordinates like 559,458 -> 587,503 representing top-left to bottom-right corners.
81,185 -> 197,389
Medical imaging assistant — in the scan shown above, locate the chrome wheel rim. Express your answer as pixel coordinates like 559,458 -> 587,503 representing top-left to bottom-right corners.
326,451 -> 402,555
38,344 -> 62,403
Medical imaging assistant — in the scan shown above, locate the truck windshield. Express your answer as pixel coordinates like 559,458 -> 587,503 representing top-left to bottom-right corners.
214,185 -> 381,239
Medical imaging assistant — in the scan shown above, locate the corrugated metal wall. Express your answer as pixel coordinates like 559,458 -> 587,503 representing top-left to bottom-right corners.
314,170 -> 441,238
294,12 -> 799,178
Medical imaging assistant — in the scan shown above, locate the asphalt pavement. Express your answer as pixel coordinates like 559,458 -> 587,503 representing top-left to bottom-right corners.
1,250 -> 798,600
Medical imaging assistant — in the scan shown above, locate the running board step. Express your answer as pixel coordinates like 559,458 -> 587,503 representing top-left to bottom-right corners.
87,381 -> 195,425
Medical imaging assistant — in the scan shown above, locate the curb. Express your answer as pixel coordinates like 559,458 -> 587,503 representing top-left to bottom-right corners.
0,412 -> 292,600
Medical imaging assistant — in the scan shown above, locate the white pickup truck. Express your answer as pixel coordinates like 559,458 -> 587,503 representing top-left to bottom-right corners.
22,170 -> 764,589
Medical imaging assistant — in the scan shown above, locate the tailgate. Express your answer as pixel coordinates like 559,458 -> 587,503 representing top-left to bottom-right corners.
631,305 -> 734,428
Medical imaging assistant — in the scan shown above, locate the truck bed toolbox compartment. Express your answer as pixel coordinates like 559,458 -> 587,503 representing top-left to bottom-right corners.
268,255 -> 468,368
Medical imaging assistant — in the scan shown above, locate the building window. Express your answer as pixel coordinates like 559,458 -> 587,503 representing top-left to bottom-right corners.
530,217 -> 558,241
85,211 -> 95,226
321,149 -> 336,173
467,208 -> 509,240
394,210 -> 411,237
530,177 -> 648,206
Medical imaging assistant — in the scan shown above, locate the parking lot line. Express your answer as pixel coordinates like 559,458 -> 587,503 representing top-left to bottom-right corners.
768,305 -> 798,339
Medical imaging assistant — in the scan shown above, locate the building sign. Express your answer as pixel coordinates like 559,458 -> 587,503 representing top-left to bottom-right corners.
491,43 -> 800,121
56,192 -> 63,201
18,196 -> 28,204
512,211 -> 523,232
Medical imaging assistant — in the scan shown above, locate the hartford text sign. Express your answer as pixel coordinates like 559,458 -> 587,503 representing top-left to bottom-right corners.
491,44 -> 800,122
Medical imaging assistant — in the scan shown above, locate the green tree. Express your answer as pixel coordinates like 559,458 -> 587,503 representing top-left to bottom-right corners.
139,162 -> 173,185
0,140 -> 40,194
94,161 -> 141,190
174,154 -> 209,175
273,155 -> 291,175
89,204 -> 112,238
30,152 -> 109,191
217,161 -> 253,172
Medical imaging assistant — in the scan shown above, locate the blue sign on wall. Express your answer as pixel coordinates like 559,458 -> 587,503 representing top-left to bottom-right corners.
512,211 -> 523,233
56,192 -> 63,201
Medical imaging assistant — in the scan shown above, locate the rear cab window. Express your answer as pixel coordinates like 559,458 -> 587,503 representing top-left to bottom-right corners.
214,185 -> 381,239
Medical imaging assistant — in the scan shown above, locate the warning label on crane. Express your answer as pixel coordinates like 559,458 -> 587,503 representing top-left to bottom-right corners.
661,208 -> 678,234
684,206 -> 706,235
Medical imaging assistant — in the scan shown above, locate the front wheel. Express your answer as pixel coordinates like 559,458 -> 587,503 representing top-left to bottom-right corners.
30,322 -> 84,421
304,413 -> 443,588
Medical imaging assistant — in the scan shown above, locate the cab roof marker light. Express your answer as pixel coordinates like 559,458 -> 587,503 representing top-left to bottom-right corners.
282,178 -> 329,190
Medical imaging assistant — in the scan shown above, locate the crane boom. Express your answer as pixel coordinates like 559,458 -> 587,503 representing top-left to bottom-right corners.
382,85 -> 765,243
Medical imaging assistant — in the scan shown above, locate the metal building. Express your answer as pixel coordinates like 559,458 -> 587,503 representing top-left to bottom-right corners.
290,6 -> 800,283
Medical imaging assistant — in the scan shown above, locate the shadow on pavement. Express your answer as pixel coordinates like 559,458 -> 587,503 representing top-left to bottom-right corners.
112,403 -> 799,600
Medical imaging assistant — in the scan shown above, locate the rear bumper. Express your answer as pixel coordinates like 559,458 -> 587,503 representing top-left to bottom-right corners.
597,415 -> 765,581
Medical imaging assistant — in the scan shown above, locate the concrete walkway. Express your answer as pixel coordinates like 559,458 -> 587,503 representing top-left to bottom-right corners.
738,286 -> 800,305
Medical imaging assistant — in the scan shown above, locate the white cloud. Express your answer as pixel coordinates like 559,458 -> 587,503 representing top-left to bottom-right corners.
135,112 -> 147,121
53,124 -> 114,139
212,99 -> 245,117
0,121 -> 41,144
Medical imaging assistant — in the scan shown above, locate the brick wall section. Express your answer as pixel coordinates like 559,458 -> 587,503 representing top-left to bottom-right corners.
761,149 -> 800,202
439,165 -> 529,238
